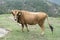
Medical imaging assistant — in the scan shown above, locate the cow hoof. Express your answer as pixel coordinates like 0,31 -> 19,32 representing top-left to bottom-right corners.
22,31 -> 24,32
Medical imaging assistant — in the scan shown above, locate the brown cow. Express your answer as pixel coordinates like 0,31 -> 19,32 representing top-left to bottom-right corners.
11,10 -> 53,35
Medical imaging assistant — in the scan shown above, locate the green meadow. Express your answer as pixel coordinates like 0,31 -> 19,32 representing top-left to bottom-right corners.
0,14 -> 60,40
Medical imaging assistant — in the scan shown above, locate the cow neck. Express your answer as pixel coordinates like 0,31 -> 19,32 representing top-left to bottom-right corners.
17,13 -> 25,24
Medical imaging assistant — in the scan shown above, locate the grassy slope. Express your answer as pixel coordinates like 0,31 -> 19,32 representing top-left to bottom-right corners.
0,14 -> 60,40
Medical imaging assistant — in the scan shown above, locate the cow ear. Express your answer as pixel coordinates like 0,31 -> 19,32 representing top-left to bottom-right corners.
11,11 -> 14,15
18,13 -> 21,15
18,11 -> 22,15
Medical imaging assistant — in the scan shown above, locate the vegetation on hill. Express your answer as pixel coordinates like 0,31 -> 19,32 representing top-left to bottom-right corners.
0,0 -> 60,17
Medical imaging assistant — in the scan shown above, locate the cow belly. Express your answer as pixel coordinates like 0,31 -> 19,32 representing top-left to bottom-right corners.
28,23 -> 36,25
25,19 -> 38,25
27,22 -> 37,25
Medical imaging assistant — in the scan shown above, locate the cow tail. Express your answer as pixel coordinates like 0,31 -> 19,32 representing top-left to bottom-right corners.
46,15 -> 53,34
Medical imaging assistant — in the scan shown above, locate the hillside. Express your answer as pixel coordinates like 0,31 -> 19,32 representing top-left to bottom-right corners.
0,0 -> 60,17
49,0 -> 60,5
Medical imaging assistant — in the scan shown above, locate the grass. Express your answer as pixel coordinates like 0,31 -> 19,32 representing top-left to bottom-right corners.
0,14 -> 60,40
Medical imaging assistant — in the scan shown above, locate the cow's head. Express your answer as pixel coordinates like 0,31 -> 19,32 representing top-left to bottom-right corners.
11,10 -> 19,21
11,10 -> 22,21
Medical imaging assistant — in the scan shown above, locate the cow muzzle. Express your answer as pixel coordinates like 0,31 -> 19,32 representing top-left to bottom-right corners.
14,18 -> 17,21
14,16 -> 17,21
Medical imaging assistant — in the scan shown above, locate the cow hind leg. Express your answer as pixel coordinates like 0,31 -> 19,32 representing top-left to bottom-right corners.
39,23 -> 45,35
25,24 -> 29,32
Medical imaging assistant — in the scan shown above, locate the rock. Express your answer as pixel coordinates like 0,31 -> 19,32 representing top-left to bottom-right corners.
0,28 -> 10,38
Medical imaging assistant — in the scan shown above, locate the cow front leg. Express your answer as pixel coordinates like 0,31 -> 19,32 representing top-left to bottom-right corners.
25,24 -> 29,32
21,24 -> 24,32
